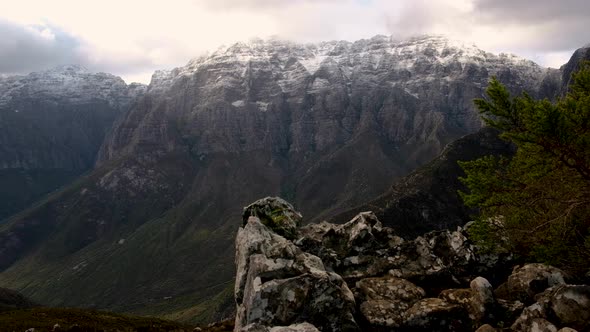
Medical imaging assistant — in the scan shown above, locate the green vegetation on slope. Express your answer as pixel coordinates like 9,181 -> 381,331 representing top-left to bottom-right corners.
459,63 -> 590,275
0,307 -> 190,331
328,127 -> 514,237
0,169 -> 80,222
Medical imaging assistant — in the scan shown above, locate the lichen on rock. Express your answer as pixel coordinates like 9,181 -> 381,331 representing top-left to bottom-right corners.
234,197 -> 590,332
242,197 -> 303,240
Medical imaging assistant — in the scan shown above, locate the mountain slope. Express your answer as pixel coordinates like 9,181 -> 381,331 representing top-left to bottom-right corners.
0,35 -> 560,323
0,287 -> 37,312
327,127 -> 513,237
0,66 -> 145,221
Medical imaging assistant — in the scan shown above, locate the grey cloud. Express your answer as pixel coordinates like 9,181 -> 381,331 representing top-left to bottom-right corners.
472,0 -> 590,51
473,0 -> 590,23
383,1 -> 437,38
0,19 -> 86,73
0,19 -> 160,79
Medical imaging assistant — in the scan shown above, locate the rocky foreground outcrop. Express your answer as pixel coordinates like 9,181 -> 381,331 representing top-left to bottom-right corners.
235,197 -> 590,332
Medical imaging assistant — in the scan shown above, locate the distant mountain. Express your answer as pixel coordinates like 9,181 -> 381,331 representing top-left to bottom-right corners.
0,65 -> 145,220
0,35 -> 565,323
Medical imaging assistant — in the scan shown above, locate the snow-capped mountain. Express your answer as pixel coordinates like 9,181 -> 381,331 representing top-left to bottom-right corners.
100,35 -> 554,163
151,35 -> 547,94
0,65 -> 146,109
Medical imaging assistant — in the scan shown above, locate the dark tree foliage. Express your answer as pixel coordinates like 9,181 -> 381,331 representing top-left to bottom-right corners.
459,63 -> 590,275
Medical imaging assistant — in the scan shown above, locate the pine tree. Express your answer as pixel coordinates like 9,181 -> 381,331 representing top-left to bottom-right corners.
459,62 -> 590,275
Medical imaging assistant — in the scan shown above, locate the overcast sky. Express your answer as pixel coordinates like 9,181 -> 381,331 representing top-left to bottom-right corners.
1,0 -> 588,83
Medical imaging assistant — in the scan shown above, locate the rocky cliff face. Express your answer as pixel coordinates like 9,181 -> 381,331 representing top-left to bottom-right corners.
97,35 -> 552,220
560,46 -> 590,94
236,197 -> 590,332
0,36 -> 567,322
0,65 -> 145,220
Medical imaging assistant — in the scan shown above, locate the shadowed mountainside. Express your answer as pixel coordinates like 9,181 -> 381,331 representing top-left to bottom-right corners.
0,66 -> 145,221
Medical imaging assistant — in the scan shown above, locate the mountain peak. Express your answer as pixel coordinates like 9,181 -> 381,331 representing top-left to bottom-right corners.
149,34 -> 542,92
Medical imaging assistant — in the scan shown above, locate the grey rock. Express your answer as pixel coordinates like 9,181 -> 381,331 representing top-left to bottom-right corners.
402,297 -> 470,331
511,301 -> 551,331
497,298 -> 525,324
524,318 -> 558,332
475,324 -> 497,332
470,277 -> 496,321
242,197 -> 303,240
356,276 -> 425,327
495,264 -> 567,303
241,322 -> 320,332
297,211 -> 399,278
437,277 -> 495,326
549,285 -> 590,331
235,216 -> 358,332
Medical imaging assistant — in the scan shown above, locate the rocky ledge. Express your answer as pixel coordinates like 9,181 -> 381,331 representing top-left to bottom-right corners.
234,197 -> 590,332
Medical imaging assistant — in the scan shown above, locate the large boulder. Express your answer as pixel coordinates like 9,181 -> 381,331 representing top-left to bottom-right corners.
470,277 -> 496,322
243,197 -> 303,240
511,284 -> 590,332
511,301 -> 551,331
355,276 -> 425,328
474,324 -> 497,332
235,216 -> 358,331
548,285 -> 590,331
402,297 -> 471,331
495,264 -> 567,304
438,277 -> 496,327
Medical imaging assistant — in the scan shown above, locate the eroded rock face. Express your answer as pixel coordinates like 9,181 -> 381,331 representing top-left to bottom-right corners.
235,216 -> 358,331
